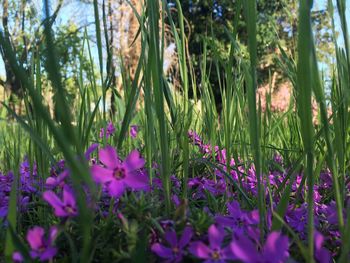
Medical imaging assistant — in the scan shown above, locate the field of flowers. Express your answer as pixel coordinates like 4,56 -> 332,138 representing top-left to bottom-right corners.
1,126 -> 341,262
1,0 -> 350,262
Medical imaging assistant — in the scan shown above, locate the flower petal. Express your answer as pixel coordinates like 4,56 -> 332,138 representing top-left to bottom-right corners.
188,241 -> 211,259
151,243 -> 173,258
107,180 -> 126,197
12,252 -> 23,262
90,165 -> 113,184
262,231 -> 289,263
165,230 -> 177,247
227,201 -> 242,217
30,251 -> 40,259
130,125 -> 138,138
0,206 -> 8,218
45,177 -> 57,187
63,186 -> 76,208
314,231 -> 331,263
39,247 -> 58,261
221,243 -> 236,260
231,234 -> 259,262
315,248 -> 331,263
124,150 -> 145,172
43,191 -> 66,217
99,145 -> 119,169
49,226 -> 59,243
84,143 -> 99,160
178,227 -> 193,248
26,227 -> 44,251
208,224 -> 224,250
314,231 -> 324,251
124,172 -> 149,189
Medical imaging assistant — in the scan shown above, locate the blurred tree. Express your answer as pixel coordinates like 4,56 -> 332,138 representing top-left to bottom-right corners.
104,0 -> 177,114
168,0 -> 334,89
0,0 -> 44,110
40,21 -> 93,109
0,0 -> 92,114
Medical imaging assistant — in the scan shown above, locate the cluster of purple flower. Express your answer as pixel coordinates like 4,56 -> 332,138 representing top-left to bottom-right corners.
0,158 -> 40,221
13,226 -> 58,262
185,130 -> 337,262
0,123 -> 145,261
99,122 -> 138,139
0,126 -> 344,262
151,223 -> 289,263
4,142 -> 149,261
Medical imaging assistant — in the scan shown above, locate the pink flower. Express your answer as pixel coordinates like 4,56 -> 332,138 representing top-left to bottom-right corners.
188,225 -> 235,262
99,122 -> 116,138
231,231 -> 289,263
45,170 -> 69,189
90,145 -> 148,197
314,231 -> 331,263
12,252 -> 23,262
43,186 -> 78,217
13,226 -> 58,261
151,227 -> 193,262
130,125 -> 138,138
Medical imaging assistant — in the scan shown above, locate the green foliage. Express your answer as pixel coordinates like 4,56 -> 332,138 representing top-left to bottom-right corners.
170,0 -> 335,90
0,0 -> 349,262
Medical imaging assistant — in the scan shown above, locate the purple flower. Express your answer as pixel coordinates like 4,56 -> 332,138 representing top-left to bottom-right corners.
19,196 -> 30,213
151,227 -> 193,262
20,158 -> 37,177
43,186 -> 78,217
0,171 -> 13,219
0,171 -> 13,193
45,170 -> 69,189
45,144 -> 97,189
188,130 -> 203,146
152,177 -> 163,190
12,252 -> 23,262
268,171 -> 285,188
0,205 -> 8,218
320,201 -> 339,225
231,231 -> 289,263
188,177 -> 226,198
285,204 -> 308,236
13,226 -> 58,261
99,122 -> 116,138
218,201 -> 259,226
0,172 -> 31,219
45,146 -> 98,190
90,145 -> 148,197
273,153 -> 283,165
130,125 -> 138,138
84,143 -> 99,160
172,194 -> 180,207
19,159 -> 38,193
215,201 -> 260,242
49,160 -> 65,178
171,175 -> 181,189
188,224 -> 235,262
314,231 -> 331,263
319,170 -> 332,190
